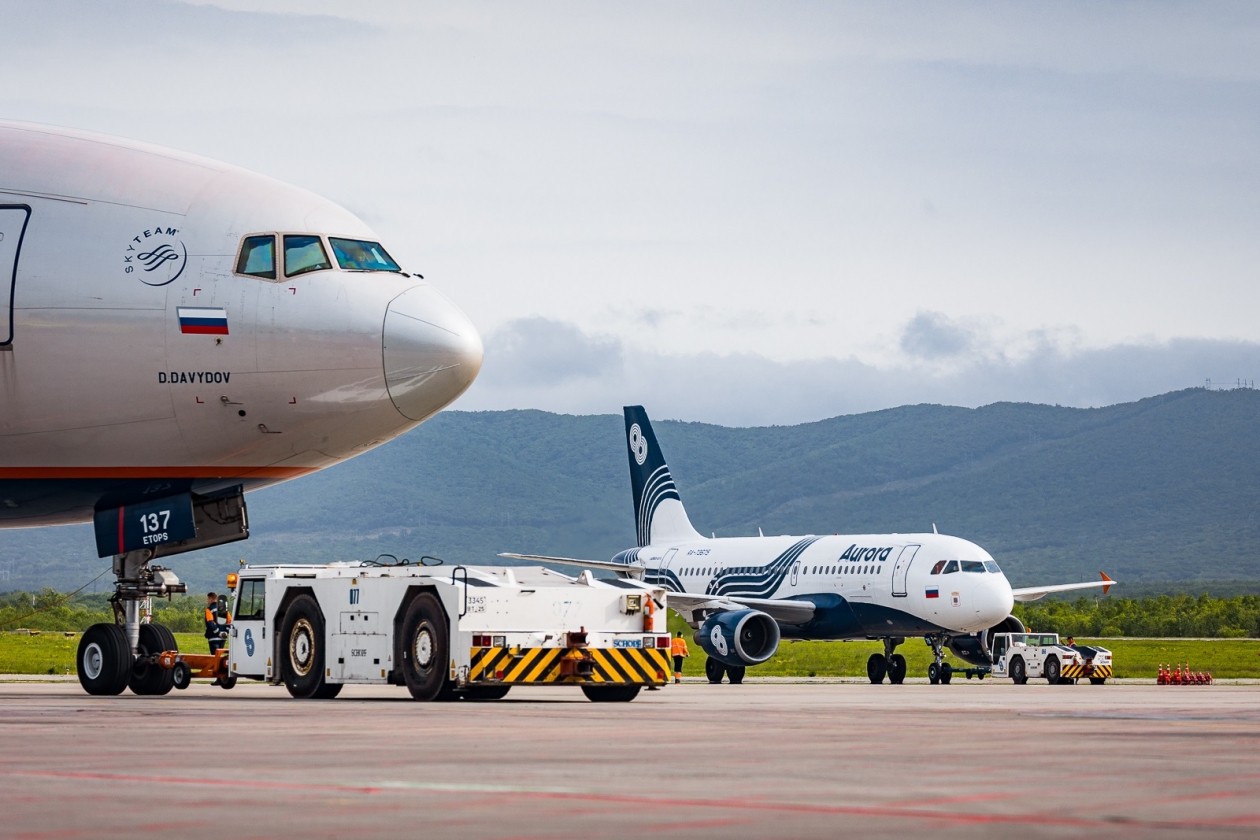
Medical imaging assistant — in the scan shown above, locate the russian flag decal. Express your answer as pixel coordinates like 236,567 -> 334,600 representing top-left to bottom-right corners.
925,587 -> 939,599
178,306 -> 229,335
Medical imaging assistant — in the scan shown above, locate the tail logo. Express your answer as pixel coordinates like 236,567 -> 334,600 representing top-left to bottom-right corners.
628,423 -> 648,465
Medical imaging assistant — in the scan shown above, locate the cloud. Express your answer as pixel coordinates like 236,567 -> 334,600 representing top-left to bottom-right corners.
480,316 -> 623,387
459,317 -> 1260,426
900,311 -> 976,359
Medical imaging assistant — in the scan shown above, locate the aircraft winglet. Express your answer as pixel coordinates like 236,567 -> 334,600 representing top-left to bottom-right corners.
1101,571 -> 1113,595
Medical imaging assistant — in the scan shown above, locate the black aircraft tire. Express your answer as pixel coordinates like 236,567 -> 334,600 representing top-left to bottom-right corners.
581,685 -> 641,703
129,623 -> 177,696
940,665 -> 953,685
1045,657 -> 1061,685
77,623 -> 130,696
463,685 -> 512,701
888,654 -> 907,684
705,656 -> 726,684
401,594 -> 451,702
281,595 -> 328,699
311,681 -> 340,699
726,665 -> 746,684
1011,657 -> 1028,685
927,662 -> 940,685
867,653 -> 887,684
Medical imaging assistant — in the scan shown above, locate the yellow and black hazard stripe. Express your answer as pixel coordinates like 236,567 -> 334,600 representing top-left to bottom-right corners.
1062,661 -> 1112,679
469,647 -> 669,685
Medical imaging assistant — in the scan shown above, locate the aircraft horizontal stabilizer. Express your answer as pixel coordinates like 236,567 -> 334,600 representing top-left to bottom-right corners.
497,552 -> 640,575
1011,572 -> 1115,602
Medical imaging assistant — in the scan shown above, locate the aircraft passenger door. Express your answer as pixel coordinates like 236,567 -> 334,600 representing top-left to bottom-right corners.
891,545 -> 920,597
0,206 -> 31,347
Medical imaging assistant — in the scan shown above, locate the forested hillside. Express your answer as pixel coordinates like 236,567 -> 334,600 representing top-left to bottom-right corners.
2,388 -> 1257,592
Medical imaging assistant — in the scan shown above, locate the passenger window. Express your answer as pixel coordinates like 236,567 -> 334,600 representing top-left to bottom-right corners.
930,561 -> 946,575
942,561 -> 960,574
329,237 -> 402,272
236,235 -> 276,279
284,235 -> 332,277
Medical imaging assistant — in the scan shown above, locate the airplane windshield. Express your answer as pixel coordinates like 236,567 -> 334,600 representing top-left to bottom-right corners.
984,560 -> 1001,573
960,560 -> 986,573
285,235 -> 332,277
330,237 -> 401,272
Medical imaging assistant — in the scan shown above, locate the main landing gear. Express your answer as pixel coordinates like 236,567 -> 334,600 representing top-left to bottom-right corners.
76,548 -> 187,696
704,656 -> 745,684
867,637 -> 907,684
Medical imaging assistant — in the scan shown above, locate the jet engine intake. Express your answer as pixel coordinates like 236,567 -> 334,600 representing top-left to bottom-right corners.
947,614 -> 1026,666
695,609 -> 780,668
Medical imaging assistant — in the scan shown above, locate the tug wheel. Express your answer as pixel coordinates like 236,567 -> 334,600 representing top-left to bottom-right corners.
401,593 -> 451,702
463,685 -> 512,701
1010,656 -> 1028,685
77,623 -> 130,696
1089,677 -> 1107,685
1044,656 -> 1061,685
281,595 -> 329,699
581,685 -> 641,702
172,661 -> 192,690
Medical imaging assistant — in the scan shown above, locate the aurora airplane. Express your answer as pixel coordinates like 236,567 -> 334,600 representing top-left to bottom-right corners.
0,122 -> 482,694
505,407 -> 1114,685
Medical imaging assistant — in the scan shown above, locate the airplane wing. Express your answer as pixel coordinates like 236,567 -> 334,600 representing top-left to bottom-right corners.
1011,572 -> 1115,603
497,552 -> 640,575
665,592 -> 816,624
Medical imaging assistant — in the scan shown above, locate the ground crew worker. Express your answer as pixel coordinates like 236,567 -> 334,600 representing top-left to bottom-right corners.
205,592 -> 230,654
670,631 -> 689,684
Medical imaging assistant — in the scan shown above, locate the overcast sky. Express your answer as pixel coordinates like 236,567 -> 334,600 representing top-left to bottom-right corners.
3,1 -> 1258,424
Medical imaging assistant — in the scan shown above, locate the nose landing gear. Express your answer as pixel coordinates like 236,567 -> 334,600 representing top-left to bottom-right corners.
926,635 -> 953,685
75,548 -> 187,696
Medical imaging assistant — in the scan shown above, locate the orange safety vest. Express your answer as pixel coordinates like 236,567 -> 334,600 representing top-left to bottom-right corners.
670,636 -> 689,657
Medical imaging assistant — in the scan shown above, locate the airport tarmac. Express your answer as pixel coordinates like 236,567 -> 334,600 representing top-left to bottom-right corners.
1,681 -> 1258,839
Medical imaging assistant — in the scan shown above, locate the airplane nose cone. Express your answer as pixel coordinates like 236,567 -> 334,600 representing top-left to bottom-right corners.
383,285 -> 483,421
979,577 -> 1016,625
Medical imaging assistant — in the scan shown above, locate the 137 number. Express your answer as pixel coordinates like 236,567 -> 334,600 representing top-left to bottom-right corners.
140,510 -> 171,534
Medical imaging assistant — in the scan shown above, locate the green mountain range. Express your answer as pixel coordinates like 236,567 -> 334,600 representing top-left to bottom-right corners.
2,388 -> 1257,593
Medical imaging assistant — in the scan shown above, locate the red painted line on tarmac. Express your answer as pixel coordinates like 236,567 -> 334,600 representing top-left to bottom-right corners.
7,769 -> 1260,831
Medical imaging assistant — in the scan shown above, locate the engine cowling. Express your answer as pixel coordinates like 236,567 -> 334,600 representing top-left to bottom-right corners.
947,614 -> 1025,666
695,609 -> 781,668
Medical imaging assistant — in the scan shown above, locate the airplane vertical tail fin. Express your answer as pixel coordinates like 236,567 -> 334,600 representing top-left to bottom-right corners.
624,406 -> 703,547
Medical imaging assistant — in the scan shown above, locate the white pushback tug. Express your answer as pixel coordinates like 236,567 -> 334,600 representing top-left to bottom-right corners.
82,559 -> 671,702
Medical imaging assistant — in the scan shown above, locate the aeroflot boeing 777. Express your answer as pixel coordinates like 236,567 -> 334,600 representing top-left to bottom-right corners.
0,122 -> 482,695
505,407 -> 1114,684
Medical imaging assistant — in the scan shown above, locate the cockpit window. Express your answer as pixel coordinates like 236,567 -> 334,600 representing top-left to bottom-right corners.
983,560 -> 1001,574
284,235 -> 332,277
961,560 -> 986,573
941,560 -> 960,574
329,238 -> 401,272
236,235 -> 276,279
930,561 -> 946,575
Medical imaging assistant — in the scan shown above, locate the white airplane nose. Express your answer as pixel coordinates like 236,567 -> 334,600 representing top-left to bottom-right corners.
973,576 -> 1015,627
383,285 -> 483,421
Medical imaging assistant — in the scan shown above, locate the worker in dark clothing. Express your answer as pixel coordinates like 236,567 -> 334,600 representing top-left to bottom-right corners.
205,592 -> 230,654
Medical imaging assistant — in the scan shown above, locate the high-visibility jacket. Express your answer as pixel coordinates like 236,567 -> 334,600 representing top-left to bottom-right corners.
671,636 -> 689,657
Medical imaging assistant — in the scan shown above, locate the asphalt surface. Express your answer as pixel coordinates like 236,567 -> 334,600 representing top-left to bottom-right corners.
1,680 -> 1257,838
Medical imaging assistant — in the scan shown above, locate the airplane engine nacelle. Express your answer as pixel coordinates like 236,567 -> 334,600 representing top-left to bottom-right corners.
695,609 -> 780,667
947,614 -> 1025,666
